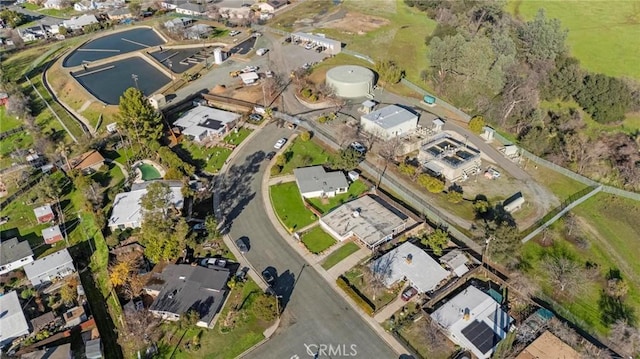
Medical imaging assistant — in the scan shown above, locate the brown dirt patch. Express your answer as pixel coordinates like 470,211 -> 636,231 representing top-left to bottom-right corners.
320,12 -> 390,35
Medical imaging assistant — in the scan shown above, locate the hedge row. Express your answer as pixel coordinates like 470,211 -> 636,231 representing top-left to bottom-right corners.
337,276 -> 375,316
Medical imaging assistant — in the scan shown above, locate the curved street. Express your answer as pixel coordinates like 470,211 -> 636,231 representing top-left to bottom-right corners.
216,123 -> 399,358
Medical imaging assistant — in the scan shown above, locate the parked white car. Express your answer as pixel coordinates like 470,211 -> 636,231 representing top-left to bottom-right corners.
256,48 -> 269,56
274,138 -> 287,149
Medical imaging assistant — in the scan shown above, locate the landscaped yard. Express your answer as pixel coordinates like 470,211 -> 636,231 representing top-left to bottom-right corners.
520,193 -> 640,336
0,107 -> 23,132
307,180 -> 369,214
322,241 -> 360,270
223,127 -> 252,146
343,266 -> 401,310
269,182 -> 317,231
159,279 -> 272,359
278,138 -> 335,175
301,226 -> 336,254
507,1 -> 640,80
179,142 -> 233,173
397,316 -> 454,359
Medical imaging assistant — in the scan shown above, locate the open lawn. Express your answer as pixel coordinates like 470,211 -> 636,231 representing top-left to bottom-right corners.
521,193 -> 640,336
272,0 -> 437,87
269,182 -> 316,231
179,142 -> 232,173
523,162 -> 590,202
38,7 -> 79,17
307,179 -> 368,214
321,241 -> 360,270
508,1 -> 640,80
0,131 -> 33,167
301,226 -> 336,254
161,279 -> 270,359
223,127 -> 252,146
0,107 -> 23,132
279,138 -> 335,175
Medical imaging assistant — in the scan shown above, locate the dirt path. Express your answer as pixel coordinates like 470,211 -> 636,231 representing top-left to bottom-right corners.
576,216 -> 640,288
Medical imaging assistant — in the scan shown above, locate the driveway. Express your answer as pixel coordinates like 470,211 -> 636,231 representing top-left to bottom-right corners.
216,123 -> 398,359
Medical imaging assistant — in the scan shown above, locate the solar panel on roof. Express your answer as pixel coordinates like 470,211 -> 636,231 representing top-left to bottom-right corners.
461,320 -> 501,354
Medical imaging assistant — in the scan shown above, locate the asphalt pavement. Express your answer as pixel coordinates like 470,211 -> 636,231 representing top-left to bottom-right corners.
217,123 -> 398,359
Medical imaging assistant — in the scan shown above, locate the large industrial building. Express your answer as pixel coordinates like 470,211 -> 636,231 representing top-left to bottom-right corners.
290,32 -> 342,54
418,134 -> 481,182
325,65 -> 375,98
360,104 -> 419,140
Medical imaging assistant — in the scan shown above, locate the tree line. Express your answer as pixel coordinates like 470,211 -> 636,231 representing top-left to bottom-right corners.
406,0 -> 640,190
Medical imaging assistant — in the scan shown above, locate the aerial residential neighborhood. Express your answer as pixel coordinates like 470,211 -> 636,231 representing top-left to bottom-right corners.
1,0 -> 639,358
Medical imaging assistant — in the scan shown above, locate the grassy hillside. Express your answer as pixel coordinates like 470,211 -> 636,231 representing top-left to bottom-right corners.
508,1 -> 640,80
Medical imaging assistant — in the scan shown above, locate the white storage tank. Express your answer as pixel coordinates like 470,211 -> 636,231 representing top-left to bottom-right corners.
213,48 -> 224,65
325,65 -> 375,98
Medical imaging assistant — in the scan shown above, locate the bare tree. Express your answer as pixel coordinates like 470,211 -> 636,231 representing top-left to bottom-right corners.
541,253 -> 586,294
608,320 -> 640,358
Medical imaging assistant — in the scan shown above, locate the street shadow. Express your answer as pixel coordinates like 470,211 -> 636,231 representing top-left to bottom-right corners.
218,151 -> 265,234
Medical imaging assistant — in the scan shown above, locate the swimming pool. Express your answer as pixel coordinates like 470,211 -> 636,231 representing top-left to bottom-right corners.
138,164 -> 162,181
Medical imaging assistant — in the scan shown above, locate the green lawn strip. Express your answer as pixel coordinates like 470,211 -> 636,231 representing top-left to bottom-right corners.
0,131 -> 33,157
39,7 -> 79,17
343,266 -> 399,310
301,226 -> 336,254
22,3 -> 40,10
280,138 -> 335,175
223,127 -> 252,146
507,1 -> 640,80
321,241 -> 360,270
180,142 -> 232,173
167,279 -> 269,359
269,182 -> 317,231
0,107 -> 23,132
306,180 -> 368,214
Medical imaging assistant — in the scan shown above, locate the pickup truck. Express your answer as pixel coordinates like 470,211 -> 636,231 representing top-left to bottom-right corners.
229,70 -> 241,77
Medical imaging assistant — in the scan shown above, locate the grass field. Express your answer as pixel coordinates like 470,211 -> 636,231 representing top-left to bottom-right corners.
321,241 -> 360,270
272,0 -> 437,88
179,142 -> 232,173
223,127 -> 252,145
301,226 -> 336,254
522,193 -> 640,335
279,138 -> 335,175
307,180 -> 368,214
508,1 -> 640,80
0,108 -> 23,132
269,182 -> 317,231
523,162 -> 590,202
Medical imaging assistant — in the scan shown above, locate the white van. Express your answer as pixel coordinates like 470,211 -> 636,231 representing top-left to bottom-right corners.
256,48 -> 269,56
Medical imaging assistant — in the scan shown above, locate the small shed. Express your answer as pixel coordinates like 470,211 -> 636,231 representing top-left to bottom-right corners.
148,94 -> 166,110
503,192 -> 525,213
239,72 -> 259,85
42,225 -> 64,244
106,123 -> 118,133
34,204 -> 55,223
359,100 -> 377,114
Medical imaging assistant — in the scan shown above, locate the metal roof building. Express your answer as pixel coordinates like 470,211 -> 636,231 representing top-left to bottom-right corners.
360,104 -> 419,140
293,166 -> 349,198
0,291 -> 30,347
291,32 -> 341,55
23,248 -> 75,287
173,105 -> 240,143
371,242 -> 449,293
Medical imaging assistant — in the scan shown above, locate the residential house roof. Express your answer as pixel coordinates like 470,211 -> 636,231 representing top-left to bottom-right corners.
0,238 -> 33,267
33,204 -> 54,219
63,14 -> 99,29
293,166 -> 349,196
267,0 -> 286,9
0,291 -> 30,347
23,248 -> 74,285
371,241 -> 449,292
173,106 -> 240,140
516,330 -> 580,359
21,343 -> 72,359
64,306 -> 86,325
42,225 -> 63,244
431,285 -> 514,359
107,7 -> 132,16
29,311 -> 57,332
439,249 -> 470,277
68,150 -> 104,171
109,182 -> 184,229
85,338 -> 102,359
320,195 -> 408,247
177,2 -> 204,12
361,104 -> 418,130
149,264 -> 229,326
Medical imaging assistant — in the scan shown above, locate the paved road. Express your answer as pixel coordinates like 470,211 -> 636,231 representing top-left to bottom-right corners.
217,123 -> 398,359
9,5 -> 68,26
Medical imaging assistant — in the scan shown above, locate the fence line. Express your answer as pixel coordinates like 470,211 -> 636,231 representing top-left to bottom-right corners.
25,76 -> 78,143
0,126 -> 25,140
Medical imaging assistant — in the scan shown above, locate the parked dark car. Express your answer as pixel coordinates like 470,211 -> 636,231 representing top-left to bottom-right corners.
235,237 -> 249,254
401,286 -> 418,301
249,113 -> 263,122
262,268 -> 276,286
266,151 -> 276,160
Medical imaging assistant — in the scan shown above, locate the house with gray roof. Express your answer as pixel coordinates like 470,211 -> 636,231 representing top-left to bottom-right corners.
21,343 -> 71,359
23,248 -> 75,287
176,2 -> 205,16
371,241 -> 449,293
0,291 -> 30,348
293,166 -> 349,199
360,104 -> 419,140
0,237 -> 34,275
173,105 -> 240,143
147,264 -> 229,328
63,14 -> 99,30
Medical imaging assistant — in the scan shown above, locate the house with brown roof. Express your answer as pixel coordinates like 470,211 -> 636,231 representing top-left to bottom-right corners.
63,306 -> 87,328
34,205 -> 55,224
516,331 -> 580,359
67,150 -> 105,174
42,225 -> 64,245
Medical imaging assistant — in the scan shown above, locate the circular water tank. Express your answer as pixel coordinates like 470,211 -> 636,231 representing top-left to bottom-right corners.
213,48 -> 224,65
325,65 -> 375,98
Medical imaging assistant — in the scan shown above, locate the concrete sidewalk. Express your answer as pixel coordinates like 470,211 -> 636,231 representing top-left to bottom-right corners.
374,295 -> 414,323
326,247 -> 370,279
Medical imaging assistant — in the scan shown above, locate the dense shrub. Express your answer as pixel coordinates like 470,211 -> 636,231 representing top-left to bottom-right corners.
337,276 -> 375,315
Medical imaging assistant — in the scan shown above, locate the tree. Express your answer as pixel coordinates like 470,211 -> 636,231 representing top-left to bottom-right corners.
299,131 -> 311,141
398,162 -> 418,179
109,259 -> 133,287
204,215 -> 220,239
60,278 -> 78,305
116,88 -> 163,147
468,115 -> 485,134
21,288 -> 35,299
607,278 -> 629,299
140,182 -> 172,219
128,1 -> 142,16
142,215 -> 188,263
5,91 -> 30,118
177,310 -> 199,331
330,148 -> 361,171
421,229 -> 449,256
0,9 -> 27,28
574,73 -> 633,123
517,9 -> 567,63
417,173 -> 445,193
447,190 -> 463,203
375,60 -> 404,84
485,222 -> 521,265
541,252 -> 585,293
608,320 -> 640,358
